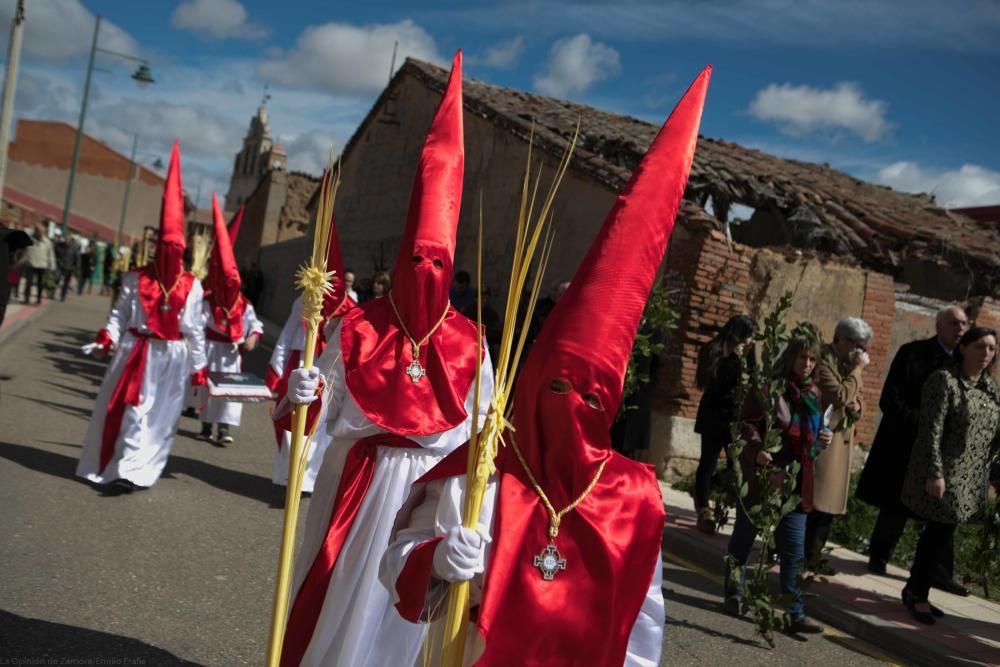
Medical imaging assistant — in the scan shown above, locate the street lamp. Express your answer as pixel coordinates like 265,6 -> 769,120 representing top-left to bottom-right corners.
115,134 -> 162,251
60,14 -> 154,237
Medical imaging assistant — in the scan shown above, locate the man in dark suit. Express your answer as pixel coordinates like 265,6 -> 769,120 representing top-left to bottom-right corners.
856,306 -> 969,593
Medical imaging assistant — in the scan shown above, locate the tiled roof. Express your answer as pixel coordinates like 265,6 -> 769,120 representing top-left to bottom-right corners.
401,58 -> 1000,296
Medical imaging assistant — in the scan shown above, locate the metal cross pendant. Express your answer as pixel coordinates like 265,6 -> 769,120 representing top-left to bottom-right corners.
404,359 -> 426,382
159,301 -> 172,313
533,541 -> 567,580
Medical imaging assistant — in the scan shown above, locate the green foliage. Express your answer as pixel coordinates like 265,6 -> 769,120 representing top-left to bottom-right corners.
619,279 -> 680,418
724,292 -> 802,646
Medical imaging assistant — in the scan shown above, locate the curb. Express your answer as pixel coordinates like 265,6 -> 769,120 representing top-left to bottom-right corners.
664,515 -> 985,667
0,301 -> 51,348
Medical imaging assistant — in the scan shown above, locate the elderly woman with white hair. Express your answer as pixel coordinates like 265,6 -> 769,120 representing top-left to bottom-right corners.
806,316 -> 873,569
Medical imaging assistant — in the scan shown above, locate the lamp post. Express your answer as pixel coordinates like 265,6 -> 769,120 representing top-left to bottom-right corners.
115,134 -> 161,251
0,0 -> 26,200
60,14 -> 154,237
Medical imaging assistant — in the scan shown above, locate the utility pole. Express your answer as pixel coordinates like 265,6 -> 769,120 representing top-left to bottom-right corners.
115,134 -> 138,250
0,0 -> 26,199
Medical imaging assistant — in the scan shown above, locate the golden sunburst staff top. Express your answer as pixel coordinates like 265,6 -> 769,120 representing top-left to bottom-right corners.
437,122 -> 579,667
266,157 -> 339,667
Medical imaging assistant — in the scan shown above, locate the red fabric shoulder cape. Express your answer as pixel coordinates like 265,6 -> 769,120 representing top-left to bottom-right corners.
136,268 -> 195,341
340,297 -> 480,436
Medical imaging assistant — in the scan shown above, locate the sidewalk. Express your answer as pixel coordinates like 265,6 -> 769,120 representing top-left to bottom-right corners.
661,483 -> 1000,666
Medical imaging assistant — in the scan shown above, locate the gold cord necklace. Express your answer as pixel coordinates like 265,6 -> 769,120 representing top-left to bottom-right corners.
387,290 -> 450,382
509,432 -> 609,580
155,267 -> 183,313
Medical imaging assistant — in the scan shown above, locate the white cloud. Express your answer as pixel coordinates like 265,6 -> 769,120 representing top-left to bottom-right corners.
0,0 -> 138,63
534,34 -> 621,98
471,36 -> 526,69
171,0 -> 268,40
285,131 -> 339,176
258,20 -> 443,97
748,82 -> 891,143
876,161 -> 1000,207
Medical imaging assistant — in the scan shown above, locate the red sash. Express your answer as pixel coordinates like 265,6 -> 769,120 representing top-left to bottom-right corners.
280,433 -> 422,667
100,329 -> 159,473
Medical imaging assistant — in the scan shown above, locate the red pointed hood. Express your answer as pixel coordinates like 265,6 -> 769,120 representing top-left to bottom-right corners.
206,192 -> 245,340
155,140 -> 186,289
513,65 -> 711,501
227,205 -> 244,245
340,50 -> 480,437
389,50 -> 464,340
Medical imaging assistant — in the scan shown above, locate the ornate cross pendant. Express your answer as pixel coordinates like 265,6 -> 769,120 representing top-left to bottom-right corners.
533,541 -> 567,580
404,359 -> 426,382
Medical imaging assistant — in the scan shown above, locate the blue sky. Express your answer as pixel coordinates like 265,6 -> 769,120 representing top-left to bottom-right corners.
2,0 -> 998,209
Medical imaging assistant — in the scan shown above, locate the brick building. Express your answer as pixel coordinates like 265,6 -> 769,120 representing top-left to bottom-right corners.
4,119 -> 164,243
255,58 -> 1000,479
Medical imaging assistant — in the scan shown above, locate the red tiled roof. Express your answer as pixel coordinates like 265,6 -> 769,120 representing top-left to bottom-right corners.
2,186 -> 128,244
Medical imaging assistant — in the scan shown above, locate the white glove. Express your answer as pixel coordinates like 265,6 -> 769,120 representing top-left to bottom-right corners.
433,526 -> 487,583
81,342 -> 102,357
287,367 -> 322,404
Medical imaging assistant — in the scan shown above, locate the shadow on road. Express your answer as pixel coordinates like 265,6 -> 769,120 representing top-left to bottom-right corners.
44,379 -> 99,402
0,441 -> 81,482
164,453 -> 279,506
0,441 -> 280,506
8,394 -> 94,419
0,609 -> 202,665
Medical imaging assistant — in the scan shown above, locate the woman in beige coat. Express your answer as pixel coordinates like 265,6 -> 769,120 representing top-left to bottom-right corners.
808,317 -> 872,567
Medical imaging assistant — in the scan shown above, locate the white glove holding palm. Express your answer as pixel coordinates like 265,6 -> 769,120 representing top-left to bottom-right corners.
433,525 -> 488,582
287,367 -> 323,404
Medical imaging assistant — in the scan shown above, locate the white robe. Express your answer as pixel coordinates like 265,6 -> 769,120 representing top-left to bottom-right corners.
77,271 -> 207,488
199,300 -> 264,426
285,321 -> 493,667
380,475 -> 664,667
268,297 -> 329,493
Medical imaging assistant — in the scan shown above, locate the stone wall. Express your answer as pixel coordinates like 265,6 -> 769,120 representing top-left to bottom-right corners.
256,235 -> 311,323
332,75 -> 616,299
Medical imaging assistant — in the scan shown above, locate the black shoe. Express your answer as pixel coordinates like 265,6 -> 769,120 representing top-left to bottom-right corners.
787,616 -> 824,634
930,576 -> 969,597
867,559 -> 887,575
902,588 -> 944,617
197,423 -> 214,442
904,598 -> 936,625
217,427 -> 233,445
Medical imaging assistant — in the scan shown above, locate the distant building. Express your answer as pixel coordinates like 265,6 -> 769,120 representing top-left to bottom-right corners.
4,119 -> 165,243
224,103 -> 287,212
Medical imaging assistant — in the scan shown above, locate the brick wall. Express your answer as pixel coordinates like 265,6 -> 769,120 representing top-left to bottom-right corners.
858,272 -> 896,445
649,221 -> 898,479
657,223 -> 752,421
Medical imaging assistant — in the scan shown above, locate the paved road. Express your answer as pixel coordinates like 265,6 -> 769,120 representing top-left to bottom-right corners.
0,294 -> 902,665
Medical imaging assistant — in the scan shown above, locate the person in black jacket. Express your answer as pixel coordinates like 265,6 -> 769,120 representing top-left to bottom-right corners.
856,306 -> 969,592
693,315 -> 757,534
